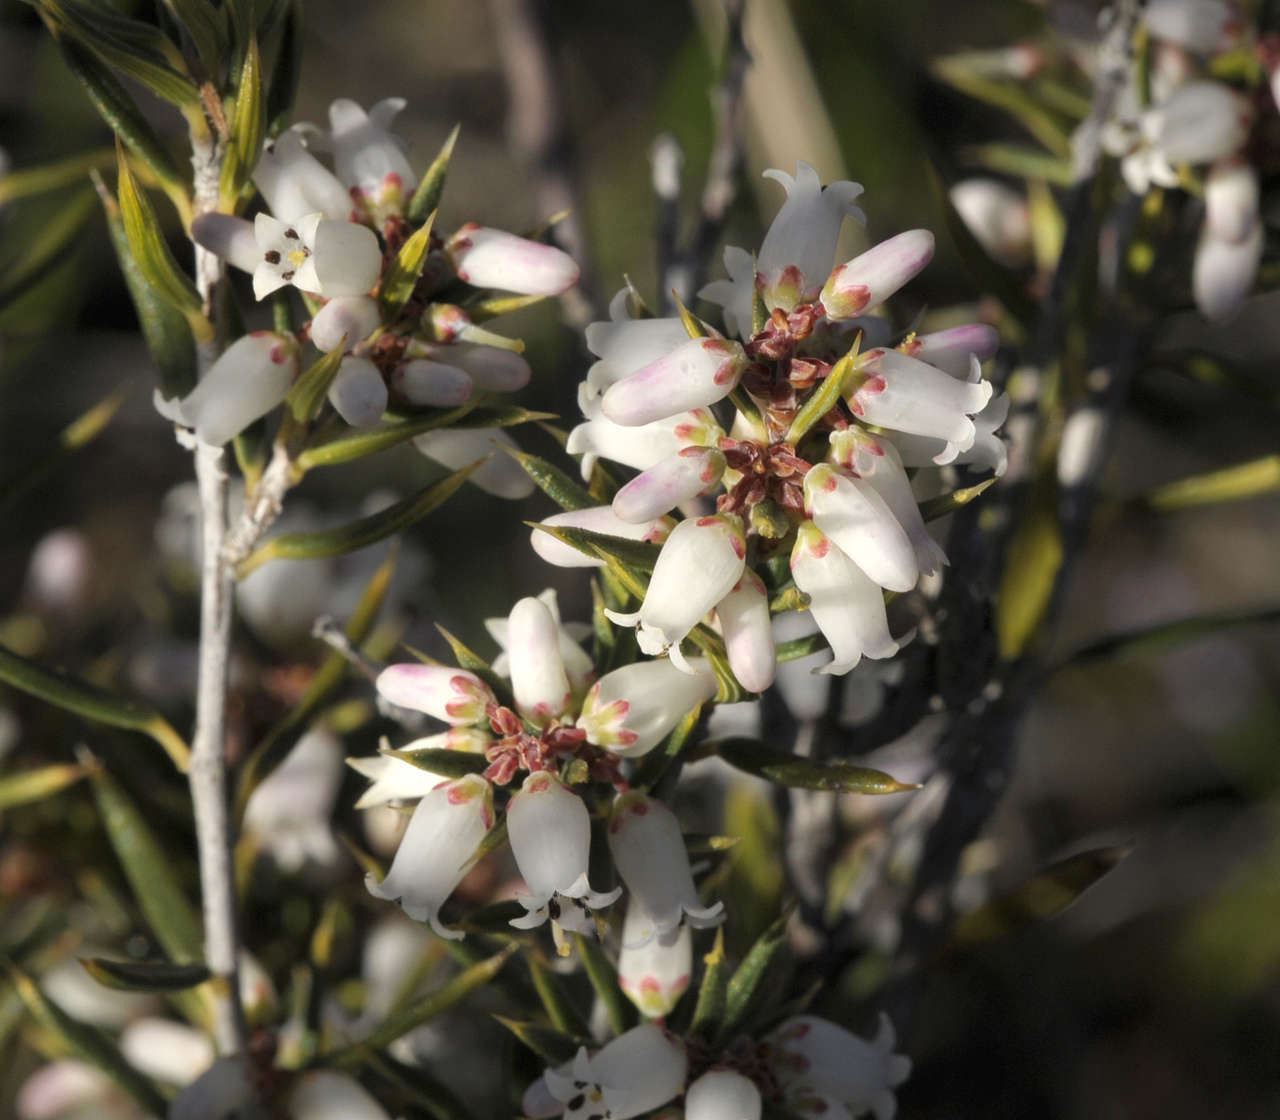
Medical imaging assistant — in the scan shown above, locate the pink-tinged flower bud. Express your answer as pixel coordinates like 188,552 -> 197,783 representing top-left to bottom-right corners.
827,432 -> 947,578
375,664 -> 496,724
531,506 -> 673,569
578,658 -> 717,758
900,322 -> 1000,379
848,349 -> 993,462
177,332 -> 299,446
606,514 -> 746,670
538,1025 -> 688,1120
253,212 -> 382,300
585,315 -> 692,395
328,97 -> 417,216
1193,219 -> 1263,322
506,595 -> 573,725
617,901 -> 692,1018
1204,158 -> 1259,243
602,338 -> 748,426
446,223 -> 579,295
717,571 -> 775,693
310,295 -> 381,353
612,446 -> 727,522
790,521 -> 898,675
686,1070 -> 763,1120
191,213 -> 261,273
948,180 -> 1031,268
821,230 -> 935,321
486,588 -> 594,690
253,130 -> 352,224
348,728 -> 491,809
447,344 -> 532,392
1142,81 -> 1250,167
1144,0 -> 1237,53
608,792 -> 724,942
390,358 -> 473,407
119,1018 -> 214,1086
288,1070 -> 394,1119
507,773 -> 620,946
328,356 -> 388,427
364,773 -> 494,937
767,1013 -> 911,1120
412,427 -> 537,499
568,384 -> 721,481
803,464 -> 918,592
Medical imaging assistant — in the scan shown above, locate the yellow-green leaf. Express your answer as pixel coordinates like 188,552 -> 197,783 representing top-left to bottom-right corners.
996,502 -> 1063,660
0,763 -> 91,812
688,928 -> 728,1039
492,1015 -> 580,1064
505,447 -> 595,511
1145,455 -> 1280,511
918,477 -> 997,522
573,933 -> 634,1037
709,737 -> 919,794
393,746 -> 487,780
80,957 -> 211,992
220,34 -> 265,201
287,344 -> 347,423
408,124 -> 460,225
716,905 -> 793,1045
0,188 -> 98,311
380,210 -> 437,320
786,332 -> 861,444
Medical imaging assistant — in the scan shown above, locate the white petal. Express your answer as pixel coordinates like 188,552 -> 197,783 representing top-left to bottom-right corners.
685,1070 -> 763,1120
531,506 -> 672,569
507,773 -> 593,902
612,446 -> 726,522
310,295 -> 381,353
191,213 -> 261,273
821,230 -> 935,321
578,659 -> 716,758
390,359 -> 473,407
253,130 -> 352,223
308,219 -> 383,297
328,356 -> 388,427
804,465 -> 918,592
717,571 -> 776,693
850,348 -> 992,452
178,332 -> 298,446
328,97 -> 417,201
413,427 -> 536,498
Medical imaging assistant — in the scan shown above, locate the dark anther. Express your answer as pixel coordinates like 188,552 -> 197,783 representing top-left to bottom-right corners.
283,227 -> 300,239
263,250 -> 281,265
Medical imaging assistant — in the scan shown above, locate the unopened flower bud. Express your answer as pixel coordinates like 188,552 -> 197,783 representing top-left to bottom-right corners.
612,446 -> 727,522
390,358 -> 473,407
447,344 -> 532,392
601,338 -> 747,426
375,664 -> 496,724
617,901 -> 692,1018
901,322 -> 1000,379
328,97 -> 417,216
506,595 -> 573,724
177,332 -> 299,446
686,1070 -> 763,1120
821,230 -> 934,321
446,223 -> 579,295
310,295 -> 381,353
328,357 -> 387,427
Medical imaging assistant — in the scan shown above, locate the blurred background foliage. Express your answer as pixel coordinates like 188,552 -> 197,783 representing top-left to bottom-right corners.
0,0 -> 1278,1117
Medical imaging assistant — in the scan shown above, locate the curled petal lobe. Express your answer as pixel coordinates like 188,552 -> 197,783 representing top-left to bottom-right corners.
348,727 -> 490,808
541,1025 -> 687,1120
375,664 -> 496,724
601,338 -> 748,426
446,223 -> 580,295
697,244 -> 757,340
578,659 -> 716,758
253,129 -> 352,223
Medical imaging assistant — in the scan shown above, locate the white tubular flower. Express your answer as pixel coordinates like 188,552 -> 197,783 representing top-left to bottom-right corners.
601,338 -> 748,426
699,244 -> 758,340
540,1024 -> 688,1120
820,230 -> 935,322
505,595 -> 573,724
803,464 -> 918,593
584,312 -> 692,397
310,295 -> 381,353
288,1070 -> 393,1119
190,213 -> 261,272
901,322 -> 999,379
1141,81 -> 1250,168
849,348 -> 993,462
364,773 -> 494,937
578,659 -> 717,758
617,900 -> 692,1018
447,344 -> 532,392
375,664 -> 496,724
1204,158 -> 1259,243
612,446 -> 727,522
606,513 -> 746,669
16,1060 -> 134,1120
567,384 -> 720,481
252,212 -> 382,300
486,587 -> 594,690
716,571 -> 776,693
175,331 -> 299,446
889,381 -> 1010,477
1194,218 -> 1263,322
530,506 -> 674,569
253,130 -> 352,223
243,728 -> 345,872
446,223 -> 580,295
1144,0 -> 1236,53
757,161 -> 866,308
507,772 -> 620,946
412,426 -> 537,499
948,179 -> 1032,267
767,1013 -> 911,1120
790,521 -> 898,676
348,728 -> 491,809
328,357 -> 387,428
827,431 -> 947,578
608,792 -> 724,942
328,97 -> 417,214
390,358 -> 473,407
685,1070 -> 763,1120
119,1018 -> 214,1086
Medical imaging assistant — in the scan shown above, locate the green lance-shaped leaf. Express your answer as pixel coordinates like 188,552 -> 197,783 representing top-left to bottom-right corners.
0,148 -> 117,207
673,291 -> 708,339
237,461 -> 480,577
918,477 -> 997,522
504,447 -> 596,511
435,624 -> 508,698
408,124 -> 460,225
79,957 -> 211,993
528,953 -> 591,1038
326,944 -> 517,1067
930,56 -> 1074,159
775,632 -> 828,663
786,332 -> 861,444
573,933 -> 634,1037
463,290 -> 549,322
0,187 -> 98,311
996,501 -> 1063,660
159,0 -> 225,82
287,343 -> 347,424
528,522 -> 662,580
392,745 -> 488,780
493,1015 -> 581,1065
0,643 -> 190,770
960,142 -> 1074,186
708,737 -> 919,794
716,905 -> 794,1045
0,763 -> 92,812
1144,455 -> 1280,511
688,927 -> 729,1040
8,965 -> 169,1114
381,210 -> 438,320
96,175 -> 197,398
219,35 -> 266,202
264,0 -> 303,134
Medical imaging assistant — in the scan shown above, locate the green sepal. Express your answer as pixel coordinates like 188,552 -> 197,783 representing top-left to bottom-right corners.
707,737 -> 919,794
381,210 -> 438,320
786,330 -> 861,444
408,123 -> 460,225
79,957 -> 211,993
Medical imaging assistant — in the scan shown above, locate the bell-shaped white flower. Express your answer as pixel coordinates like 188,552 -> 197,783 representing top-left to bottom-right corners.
328,97 -> 417,216
617,900 -> 692,1018
328,356 -> 387,428
119,1018 -> 214,1086
601,338 -> 747,426
390,358 -> 473,407
803,464 -> 918,593
486,588 -> 594,690
567,383 -> 721,481
412,426 -> 537,499
447,343 -> 532,392
541,1024 -> 687,1120
1194,218 -> 1263,322
608,792 -> 724,942
757,161 -> 866,309
767,1013 -> 911,1120
948,179 -> 1032,267
578,658 -> 717,758
288,1070 -> 393,1119
446,223 -> 580,295
606,513 -> 746,670
612,446 -> 727,522
253,129 -> 352,224
364,773 -> 494,937
531,506 -> 674,570
1144,0 -> 1236,53
699,244 -> 758,340
252,212 -> 382,301
1141,81 -> 1250,168
505,595 -> 574,724
1204,158 -> 1259,243
821,229 -> 935,321
375,663 -> 496,724
900,322 -> 1000,379
174,332 -> 299,446
585,312 -> 692,397
348,728 -> 491,808
888,363 -> 1010,477
790,521 -> 898,675
716,571 -> 775,693
848,348 -> 993,462
686,1069 -> 763,1120
507,772 -> 621,947
310,295 -> 381,353
243,728 -> 345,872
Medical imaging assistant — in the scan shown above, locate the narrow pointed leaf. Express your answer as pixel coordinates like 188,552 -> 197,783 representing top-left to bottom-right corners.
159,0 -> 224,81
455,900 -> 525,932
80,957 -> 211,992
362,1051 -> 478,1120
309,898 -> 353,972
0,763 -> 92,811
287,344 -> 347,423
0,148 -> 116,207
220,34 -> 265,200
493,1015 -> 580,1064
786,334 -> 860,444
931,57 -> 1073,158
264,0 -> 302,133
528,954 -> 590,1037
463,291 -> 548,321
673,292 -> 708,339
0,643 -> 189,770
634,703 -> 703,791
527,522 -> 662,578
573,933 -> 634,1037
380,210 -> 437,320
775,632 -> 828,662
918,477 -> 997,522
505,447 -> 595,511
688,927 -> 728,1039
960,142 -> 1074,185
408,124 -> 460,225
434,624 -> 507,697
1060,606 -> 1280,668
392,747 -> 487,779
996,502 -> 1062,660
717,907 -> 793,1045
1145,455 -> 1280,511
708,737 -> 919,794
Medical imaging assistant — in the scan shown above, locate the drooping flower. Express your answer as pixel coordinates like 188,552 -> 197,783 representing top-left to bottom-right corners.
327,97 -> 417,223
685,1069 -> 763,1120
242,727 -> 345,873
617,900 -> 692,1018
715,571 -> 776,693
532,1024 -> 688,1120
578,659 -> 717,758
